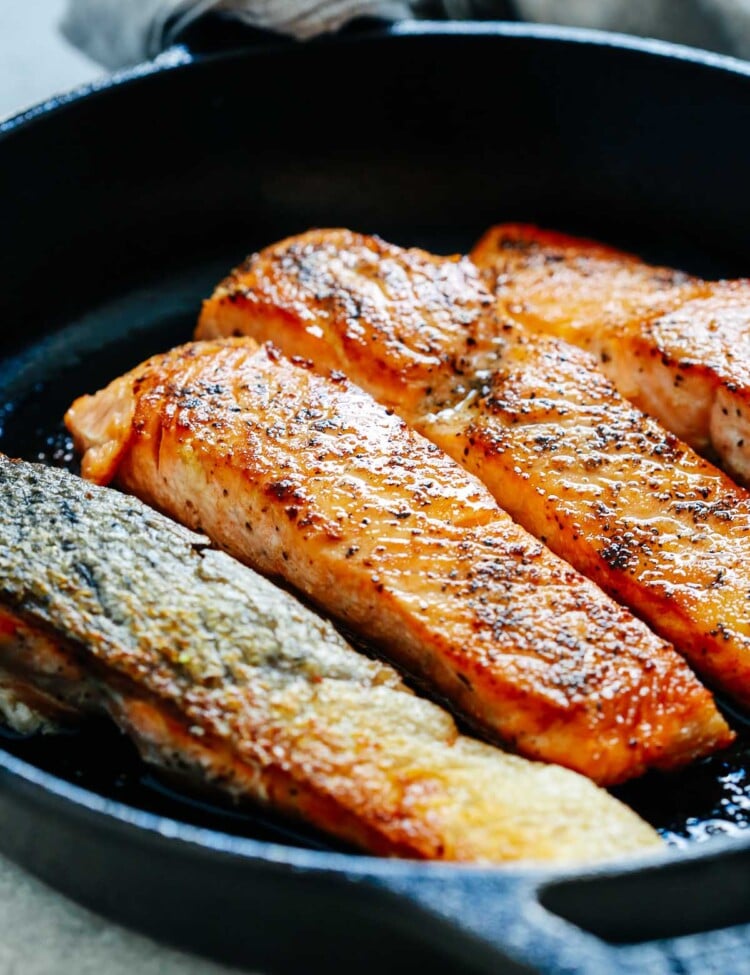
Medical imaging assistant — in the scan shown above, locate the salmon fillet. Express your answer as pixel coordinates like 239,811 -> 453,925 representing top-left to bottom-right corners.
195,229 -> 750,708
471,224 -> 750,485
65,339 -> 730,784
0,456 -> 664,863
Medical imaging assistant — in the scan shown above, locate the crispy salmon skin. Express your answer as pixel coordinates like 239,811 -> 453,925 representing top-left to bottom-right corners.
0,455 -> 662,863
471,224 -> 750,485
194,229 -> 750,709
66,338 -> 731,784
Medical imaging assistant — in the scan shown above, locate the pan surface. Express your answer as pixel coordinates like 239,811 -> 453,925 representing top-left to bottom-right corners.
2,22 -> 750,974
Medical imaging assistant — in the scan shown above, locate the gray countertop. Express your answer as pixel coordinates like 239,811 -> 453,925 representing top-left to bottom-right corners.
0,4 -> 240,971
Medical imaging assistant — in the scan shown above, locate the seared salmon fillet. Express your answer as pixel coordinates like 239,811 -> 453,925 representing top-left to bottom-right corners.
195,229 -> 750,708
65,339 -> 730,783
0,456 -> 664,863
471,224 -> 750,485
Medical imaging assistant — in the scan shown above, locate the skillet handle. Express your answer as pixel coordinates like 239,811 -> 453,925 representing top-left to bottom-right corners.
171,12 -> 401,59
171,14 -> 299,57
168,5 -> 519,60
359,846 -> 750,975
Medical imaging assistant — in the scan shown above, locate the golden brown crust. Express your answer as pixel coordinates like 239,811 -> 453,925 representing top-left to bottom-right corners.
471,224 -> 750,485
421,329 -> 750,708
198,229 -> 492,416
470,223 -> 702,349
66,340 -> 731,784
194,229 -> 750,711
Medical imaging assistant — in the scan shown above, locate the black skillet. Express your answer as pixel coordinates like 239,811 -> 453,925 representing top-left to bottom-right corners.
2,21 -> 750,974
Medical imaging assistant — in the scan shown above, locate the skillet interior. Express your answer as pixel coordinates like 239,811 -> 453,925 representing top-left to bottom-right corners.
3,231 -> 750,852
2,24 -> 750,971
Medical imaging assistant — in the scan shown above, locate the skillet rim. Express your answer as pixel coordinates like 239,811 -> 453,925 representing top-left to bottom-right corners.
3,19 -> 750,135
1,18 -> 750,888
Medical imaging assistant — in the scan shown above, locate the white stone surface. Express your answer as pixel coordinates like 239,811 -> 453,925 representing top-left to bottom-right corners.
0,4 -> 241,971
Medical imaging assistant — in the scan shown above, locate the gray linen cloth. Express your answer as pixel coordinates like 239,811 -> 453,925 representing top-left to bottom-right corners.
63,0 -> 750,69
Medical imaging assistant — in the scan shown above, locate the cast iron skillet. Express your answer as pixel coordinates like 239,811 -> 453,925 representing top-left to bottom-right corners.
2,21 -> 750,974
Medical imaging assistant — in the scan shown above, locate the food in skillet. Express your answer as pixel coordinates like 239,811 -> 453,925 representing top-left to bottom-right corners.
64,339 -> 731,785
195,229 -> 750,707
0,455 -> 662,863
471,224 -> 750,486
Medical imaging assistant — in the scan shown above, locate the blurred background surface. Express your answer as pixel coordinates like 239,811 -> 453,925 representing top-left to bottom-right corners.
1,1 -> 101,119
